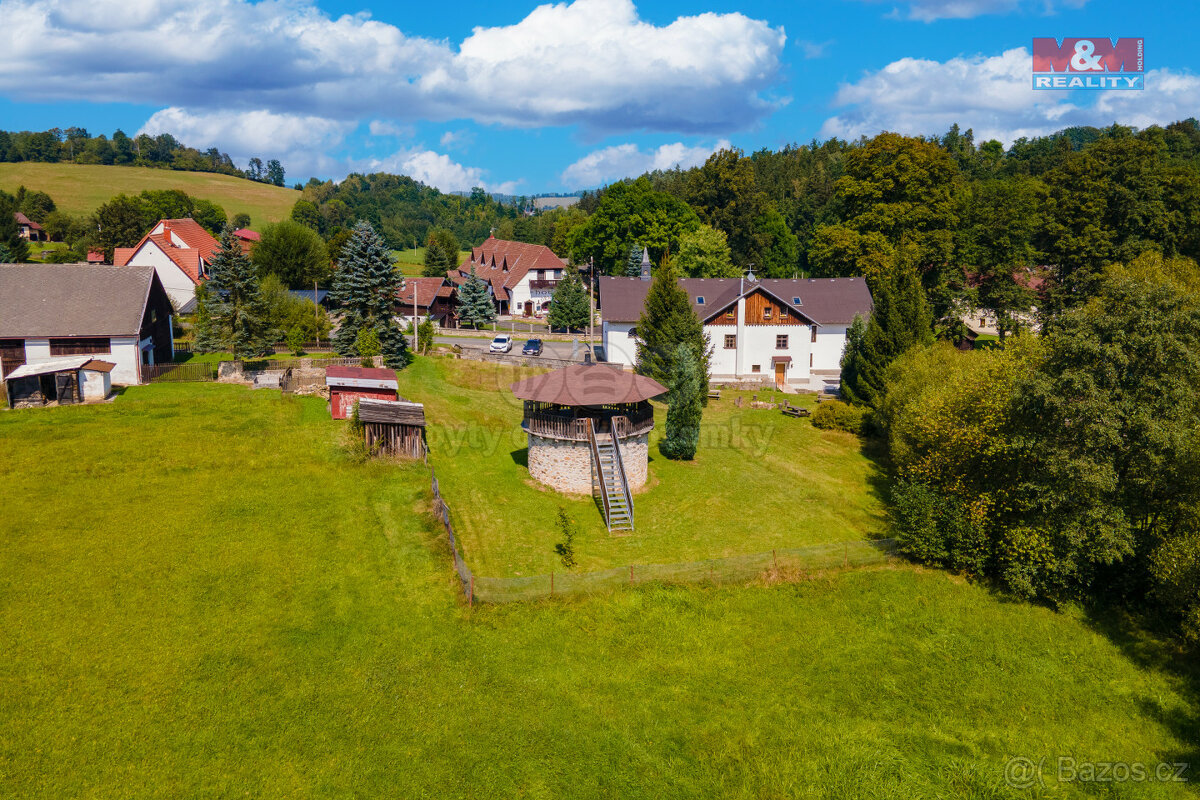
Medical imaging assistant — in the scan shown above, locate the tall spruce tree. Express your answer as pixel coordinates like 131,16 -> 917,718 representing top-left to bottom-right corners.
457,266 -> 496,329
635,258 -> 711,398
660,343 -> 702,460
329,220 -> 411,368
625,244 -> 644,277
0,193 -> 29,262
198,226 -> 274,359
841,266 -> 934,406
546,268 -> 590,331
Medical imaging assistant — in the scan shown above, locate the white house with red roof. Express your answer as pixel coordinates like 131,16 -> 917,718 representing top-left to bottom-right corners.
114,218 -> 220,311
14,212 -> 45,242
447,236 -> 570,317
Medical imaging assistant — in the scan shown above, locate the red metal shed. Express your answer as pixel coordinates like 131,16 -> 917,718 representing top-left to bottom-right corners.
325,365 -> 399,419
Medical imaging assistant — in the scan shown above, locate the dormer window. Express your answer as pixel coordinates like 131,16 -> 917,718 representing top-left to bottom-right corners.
696,296 -> 705,305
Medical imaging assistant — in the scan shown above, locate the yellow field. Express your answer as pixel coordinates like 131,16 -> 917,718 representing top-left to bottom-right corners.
0,163 -> 299,226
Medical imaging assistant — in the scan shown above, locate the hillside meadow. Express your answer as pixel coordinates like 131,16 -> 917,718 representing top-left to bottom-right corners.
0,162 -> 298,225
0,375 -> 1196,798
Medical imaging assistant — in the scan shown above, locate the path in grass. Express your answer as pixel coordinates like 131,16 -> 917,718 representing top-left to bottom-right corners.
0,162 -> 298,226
0,382 -> 1196,798
394,357 -> 887,577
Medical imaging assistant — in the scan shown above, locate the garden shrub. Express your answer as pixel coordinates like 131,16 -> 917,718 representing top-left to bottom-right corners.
810,399 -> 864,434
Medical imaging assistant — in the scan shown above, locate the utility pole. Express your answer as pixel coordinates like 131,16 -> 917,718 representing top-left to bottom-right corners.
314,280 -> 320,348
588,256 -> 595,356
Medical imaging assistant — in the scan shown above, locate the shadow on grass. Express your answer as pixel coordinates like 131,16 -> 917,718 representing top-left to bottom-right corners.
1083,604 -> 1200,771
509,448 -> 528,468
858,433 -> 893,540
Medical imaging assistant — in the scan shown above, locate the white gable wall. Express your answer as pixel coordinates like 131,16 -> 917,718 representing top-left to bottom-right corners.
21,336 -> 142,385
125,240 -> 197,310
812,324 -> 849,371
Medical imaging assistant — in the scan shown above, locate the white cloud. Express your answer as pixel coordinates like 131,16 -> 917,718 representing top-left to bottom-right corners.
797,40 -> 832,59
439,130 -> 473,150
361,148 -> 518,194
561,139 -> 731,187
818,49 -> 1200,146
368,120 -> 413,138
0,0 -> 785,134
139,107 -> 355,177
851,0 -> 1088,22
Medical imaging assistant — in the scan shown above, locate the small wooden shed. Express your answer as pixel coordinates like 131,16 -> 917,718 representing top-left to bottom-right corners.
4,356 -> 116,409
358,398 -> 427,458
325,365 -> 399,419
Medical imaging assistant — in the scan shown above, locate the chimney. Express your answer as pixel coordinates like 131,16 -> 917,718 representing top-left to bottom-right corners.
583,350 -> 592,364
639,246 -> 651,281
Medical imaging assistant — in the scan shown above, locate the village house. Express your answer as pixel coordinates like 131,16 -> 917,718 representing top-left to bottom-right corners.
447,235 -> 570,317
599,265 -> 872,393
233,227 -> 259,255
14,212 -> 45,242
0,263 -> 175,386
396,276 -> 457,329
114,218 -> 220,311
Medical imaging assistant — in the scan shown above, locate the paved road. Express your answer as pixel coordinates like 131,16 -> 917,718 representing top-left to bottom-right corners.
433,335 -> 596,360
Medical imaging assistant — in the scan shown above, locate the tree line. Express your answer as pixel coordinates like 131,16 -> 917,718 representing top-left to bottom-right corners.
0,127 -> 285,185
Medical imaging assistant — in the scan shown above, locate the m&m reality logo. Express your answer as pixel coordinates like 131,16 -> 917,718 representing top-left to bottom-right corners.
1032,38 -> 1144,90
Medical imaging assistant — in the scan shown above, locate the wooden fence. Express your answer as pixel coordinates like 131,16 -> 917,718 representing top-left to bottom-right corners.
144,362 -> 217,383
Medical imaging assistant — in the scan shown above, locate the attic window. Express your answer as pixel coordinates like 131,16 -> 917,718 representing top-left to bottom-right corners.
793,297 -> 802,305
696,296 -> 705,305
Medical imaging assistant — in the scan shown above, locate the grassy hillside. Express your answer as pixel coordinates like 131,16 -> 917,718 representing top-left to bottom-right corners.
0,378 -> 1196,798
0,163 -> 298,226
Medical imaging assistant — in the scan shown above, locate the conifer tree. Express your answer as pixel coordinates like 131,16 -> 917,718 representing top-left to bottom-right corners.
457,266 -> 496,329
635,258 -> 711,397
625,244 -> 644,277
197,226 -> 273,359
660,343 -> 702,460
329,220 -> 411,368
546,268 -> 590,331
841,266 -> 934,406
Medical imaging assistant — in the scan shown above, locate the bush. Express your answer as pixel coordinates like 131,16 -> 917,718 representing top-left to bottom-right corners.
286,326 -> 305,356
891,479 -> 990,575
356,327 -> 381,367
810,399 -> 864,434
553,507 -> 578,568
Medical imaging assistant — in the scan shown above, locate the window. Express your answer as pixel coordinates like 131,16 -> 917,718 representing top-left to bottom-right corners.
776,335 -> 788,349
724,334 -> 736,349
49,337 -> 110,356
811,326 -> 817,343
725,310 -> 735,320
696,296 -> 705,305
763,307 -> 772,320
793,297 -> 802,306
780,307 -> 788,320
751,364 -> 761,373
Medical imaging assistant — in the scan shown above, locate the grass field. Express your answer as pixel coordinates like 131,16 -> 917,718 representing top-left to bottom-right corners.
393,246 -> 473,276
0,163 -> 298,226
395,358 -> 883,576
0,381 -> 1196,798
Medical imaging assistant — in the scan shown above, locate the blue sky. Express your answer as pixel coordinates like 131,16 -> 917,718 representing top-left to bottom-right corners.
0,0 -> 1192,194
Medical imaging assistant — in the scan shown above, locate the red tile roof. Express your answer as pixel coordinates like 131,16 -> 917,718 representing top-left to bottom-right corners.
13,212 -> 43,231
397,277 -> 447,309
448,236 -> 566,302
114,218 -> 220,285
234,228 -> 261,241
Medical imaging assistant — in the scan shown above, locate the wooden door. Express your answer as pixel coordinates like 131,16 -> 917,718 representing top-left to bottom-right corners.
774,362 -> 786,389
524,300 -> 533,317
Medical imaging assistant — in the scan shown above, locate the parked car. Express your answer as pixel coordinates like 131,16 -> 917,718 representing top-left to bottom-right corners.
522,338 -> 544,356
489,334 -> 513,353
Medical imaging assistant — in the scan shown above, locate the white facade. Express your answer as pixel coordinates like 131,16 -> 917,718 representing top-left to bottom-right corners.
508,269 -> 565,316
124,239 -> 198,310
21,336 -> 144,385
602,295 -> 852,389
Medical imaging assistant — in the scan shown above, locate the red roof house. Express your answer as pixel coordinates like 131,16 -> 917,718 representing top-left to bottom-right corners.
325,365 -> 400,419
114,218 -> 220,311
396,276 -> 457,327
14,212 -> 45,242
447,235 -> 570,317
233,228 -> 260,256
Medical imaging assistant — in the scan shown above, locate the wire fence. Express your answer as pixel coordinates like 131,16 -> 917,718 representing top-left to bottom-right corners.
144,362 -> 217,382
425,455 -> 897,604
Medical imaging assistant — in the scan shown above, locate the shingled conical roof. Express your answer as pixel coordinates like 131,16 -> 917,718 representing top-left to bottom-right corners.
511,363 -> 666,406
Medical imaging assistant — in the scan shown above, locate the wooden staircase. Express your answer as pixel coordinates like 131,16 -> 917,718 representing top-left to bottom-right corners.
587,420 -> 634,532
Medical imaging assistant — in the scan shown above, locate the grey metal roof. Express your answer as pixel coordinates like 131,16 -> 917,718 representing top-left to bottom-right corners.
0,263 -> 156,338
598,276 -> 872,325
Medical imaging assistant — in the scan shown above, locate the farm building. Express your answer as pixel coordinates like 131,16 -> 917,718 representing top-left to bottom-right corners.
325,365 -> 399,420
4,356 -> 115,409
511,361 -> 666,532
0,263 -> 175,385
358,398 -> 427,458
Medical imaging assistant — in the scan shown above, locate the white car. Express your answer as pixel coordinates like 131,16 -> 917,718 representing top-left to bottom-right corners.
489,334 -> 513,353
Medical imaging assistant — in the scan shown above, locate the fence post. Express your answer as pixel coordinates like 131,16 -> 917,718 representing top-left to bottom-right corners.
772,549 -> 778,570
630,564 -> 634,586
550,571 -> 554,596
469,575 -> 474,606
844,543 -> 849,568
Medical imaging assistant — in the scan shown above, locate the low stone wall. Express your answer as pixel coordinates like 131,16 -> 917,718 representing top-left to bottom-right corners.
527,432 -> 649,494
457,349 -> 585,370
